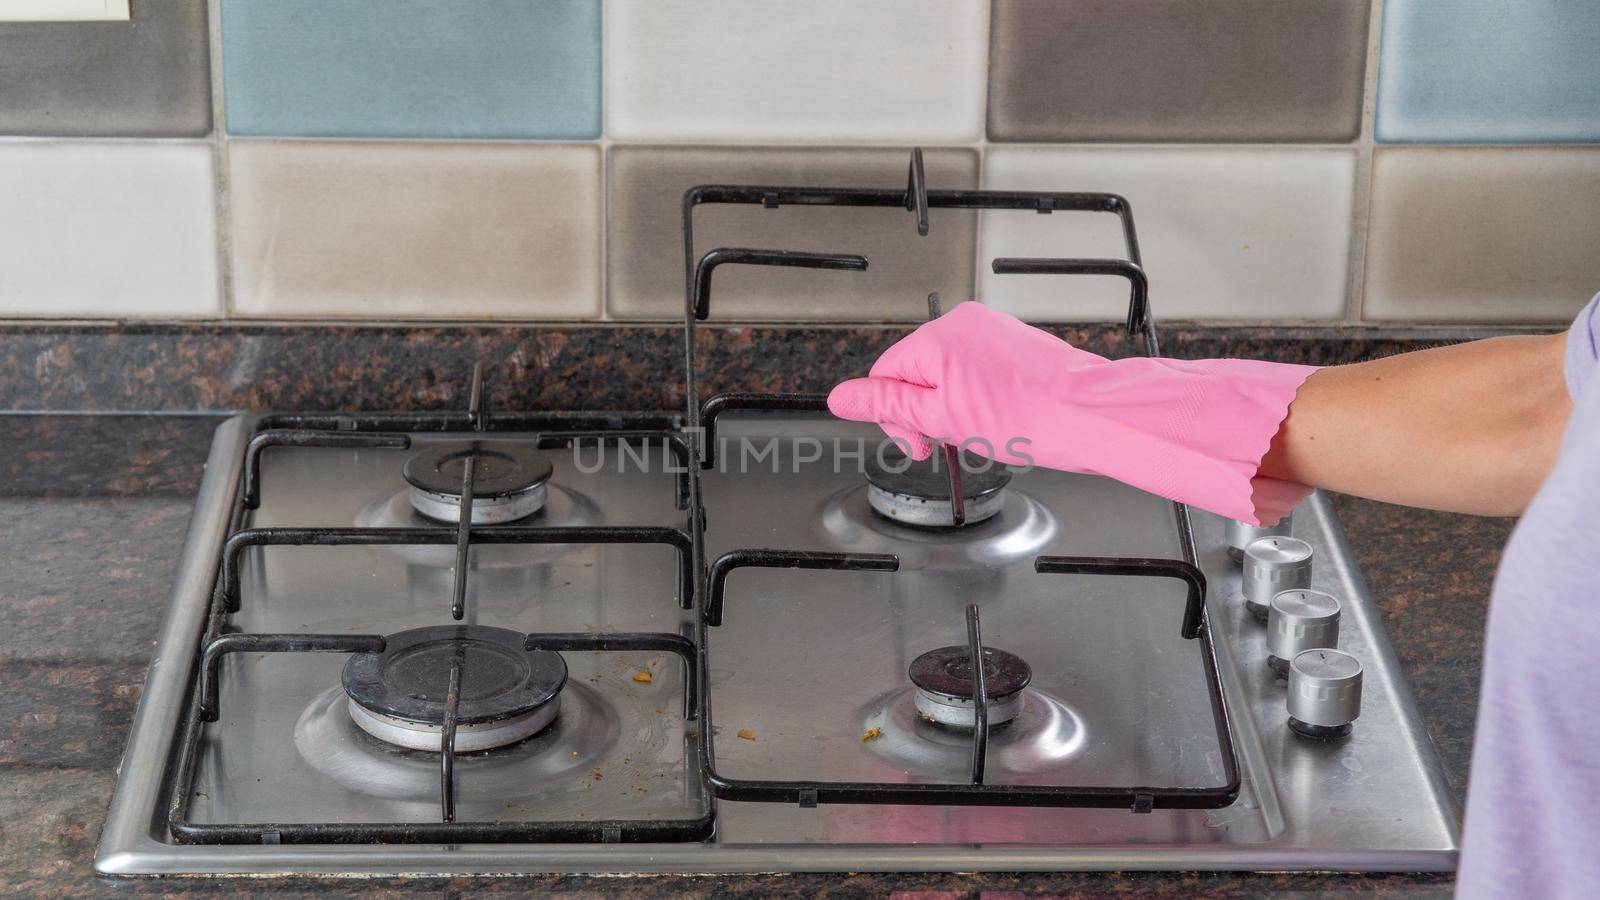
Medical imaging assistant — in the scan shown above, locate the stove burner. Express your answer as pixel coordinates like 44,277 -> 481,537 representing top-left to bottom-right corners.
864,447 -> 1011,527
908,645 -> 1032,729
403,441 -> 554,524
342,625 -> 566,752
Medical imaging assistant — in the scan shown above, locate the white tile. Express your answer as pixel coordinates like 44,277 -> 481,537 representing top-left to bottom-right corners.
0,143 -> 218,318
978,148 -> 1355,322
604,0 -> 988,143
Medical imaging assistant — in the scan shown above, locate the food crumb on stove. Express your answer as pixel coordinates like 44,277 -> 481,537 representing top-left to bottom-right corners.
737,729 -> 757,741
861,727 -> 883,742
590,769 -> 604,781
632,670 -> 653,684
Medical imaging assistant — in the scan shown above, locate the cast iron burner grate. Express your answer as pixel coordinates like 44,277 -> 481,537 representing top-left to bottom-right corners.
342,624 -> 567,752
683,149 -> 1237,813
167,366 -> 711,844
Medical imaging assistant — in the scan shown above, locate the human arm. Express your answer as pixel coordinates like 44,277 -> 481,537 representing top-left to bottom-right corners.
1258,333 -> 1570,516
826,301 -> 1572,525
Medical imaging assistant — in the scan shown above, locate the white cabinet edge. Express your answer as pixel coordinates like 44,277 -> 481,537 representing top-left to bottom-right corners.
0,0 -> 129,22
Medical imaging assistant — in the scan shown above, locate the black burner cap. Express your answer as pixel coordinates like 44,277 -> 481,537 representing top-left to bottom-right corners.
403,441 -> 554,498
342,625 -> 566,726
864,447 -> 1011,500
909,645 -> 1032,700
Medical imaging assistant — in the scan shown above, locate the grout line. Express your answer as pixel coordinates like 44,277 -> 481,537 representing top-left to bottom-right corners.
971,0 -> 993,302
1343,0 -> 1386,326
594,136 -> 610,323
0,135 -> 213,145
594,4 -> 609,323
206,0 -> 233,318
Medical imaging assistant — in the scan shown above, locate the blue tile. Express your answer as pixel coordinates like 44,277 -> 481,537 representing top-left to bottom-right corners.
222,0 -> 600,139
1377,0 -> 1600,143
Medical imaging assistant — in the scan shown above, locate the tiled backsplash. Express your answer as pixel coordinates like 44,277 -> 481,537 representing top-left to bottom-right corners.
1,0 -> 1597,325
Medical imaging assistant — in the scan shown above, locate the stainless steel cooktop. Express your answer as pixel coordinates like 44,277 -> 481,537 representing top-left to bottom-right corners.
96,154 -> 1459,876
95,410 -> 1458,875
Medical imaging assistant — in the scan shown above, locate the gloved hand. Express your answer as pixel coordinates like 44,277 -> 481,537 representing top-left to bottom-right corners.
826,301 -> 1317,526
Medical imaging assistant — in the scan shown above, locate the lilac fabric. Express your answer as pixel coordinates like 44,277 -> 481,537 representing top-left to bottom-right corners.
1458,293 -> 1600,898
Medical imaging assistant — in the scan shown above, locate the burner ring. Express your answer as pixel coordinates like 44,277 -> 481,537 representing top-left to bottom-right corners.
403,441 -> 554,524
908,645 -> 1033,728
346,697 -> 560,753
864,448 -> 1011,527
342,625 -> 566,730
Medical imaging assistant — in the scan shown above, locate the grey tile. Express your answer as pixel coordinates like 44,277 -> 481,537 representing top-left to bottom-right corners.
988,0 -> 1369,143
0,0 -> 211,137
1364,148 -> 1600,323
607,147 -> 978,321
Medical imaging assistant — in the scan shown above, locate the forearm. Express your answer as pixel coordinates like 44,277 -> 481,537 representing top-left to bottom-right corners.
1258,333 -> 1572,516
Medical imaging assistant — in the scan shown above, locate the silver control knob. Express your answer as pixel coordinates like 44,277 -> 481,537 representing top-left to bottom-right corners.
1287,648 -> 1363,740
1242,536 -> 1313,622
1225,513 -> 1293,563
1267,589 -> 1341,675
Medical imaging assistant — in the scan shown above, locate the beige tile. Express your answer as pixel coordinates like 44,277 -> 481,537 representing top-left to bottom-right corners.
980,147 -> 1354,321
0,143 -> 218,318
1365,148 -> 1600,323
607,146 -> 977,321
230,141 -> 600,319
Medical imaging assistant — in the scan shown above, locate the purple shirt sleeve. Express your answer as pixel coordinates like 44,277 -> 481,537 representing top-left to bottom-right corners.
1458,292 -> 1600,898
1563,292 -> 1600,399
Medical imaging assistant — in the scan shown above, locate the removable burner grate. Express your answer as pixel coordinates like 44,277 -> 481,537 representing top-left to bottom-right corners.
403,441 -> 554,524
863,447 -> 1012,527
342,625 -> 566,752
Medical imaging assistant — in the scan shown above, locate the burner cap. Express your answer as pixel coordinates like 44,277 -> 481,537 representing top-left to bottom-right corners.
404,441 -> 554,497
864,447 -> 1011,527
342,625 -> 565,752
910,645 -> 1033,699
909,644 -> 1033,729
403,441 -> 553,524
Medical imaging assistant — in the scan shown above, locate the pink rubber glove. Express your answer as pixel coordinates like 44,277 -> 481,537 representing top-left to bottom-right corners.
826,301 -> 1317,526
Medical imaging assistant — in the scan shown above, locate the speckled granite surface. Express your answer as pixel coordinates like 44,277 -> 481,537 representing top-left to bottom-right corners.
0,321 -> 1529,413
1,321 -> 1534,895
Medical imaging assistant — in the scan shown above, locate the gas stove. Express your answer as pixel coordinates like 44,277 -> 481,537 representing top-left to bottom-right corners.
96,151 -> 1459,876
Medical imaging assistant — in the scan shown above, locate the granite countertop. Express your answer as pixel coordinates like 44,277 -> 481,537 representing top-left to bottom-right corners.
0,412 -> 1512,898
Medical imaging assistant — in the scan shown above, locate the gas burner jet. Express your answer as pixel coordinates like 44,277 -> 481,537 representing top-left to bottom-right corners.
342,625 -> 568,753
909,638 -> 1033,731
404,441 -> 554,524
864,445 -> 1011,527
